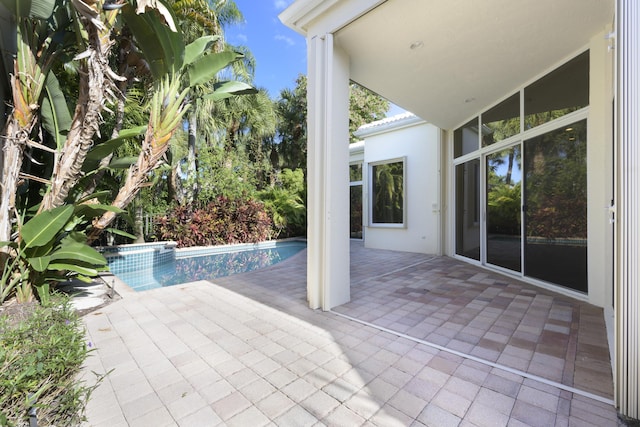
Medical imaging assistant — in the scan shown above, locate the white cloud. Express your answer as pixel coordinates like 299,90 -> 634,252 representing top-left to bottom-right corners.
274,0 -> 289,11
236,33 -> 248,43
275,34 -> 295,47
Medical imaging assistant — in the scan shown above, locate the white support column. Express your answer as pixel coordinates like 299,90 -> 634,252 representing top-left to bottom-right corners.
306,34 -> 351,310
616,0 -> 640,419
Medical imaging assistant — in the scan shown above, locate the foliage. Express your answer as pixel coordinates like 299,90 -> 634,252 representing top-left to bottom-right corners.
195,144 -> 265,202
273,75 -> 308,171
273,74 -> 390,170
524,120 -> 587,239
258,168 -> 306,238
372,161 -> 404,223
0,295 -> 105,426
155,196 -> 272,247
487,182 -> 521,235
348,83 -> 390,142
1,206 -> 109,305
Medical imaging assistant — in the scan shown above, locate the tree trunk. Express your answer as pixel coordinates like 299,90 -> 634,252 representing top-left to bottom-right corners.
185,110 -> 198,203
0,118 -> 27,245
87,122 -> 173,244
39,13 -> 119,212
134,203 -> 145,243
79,79 -> 127,200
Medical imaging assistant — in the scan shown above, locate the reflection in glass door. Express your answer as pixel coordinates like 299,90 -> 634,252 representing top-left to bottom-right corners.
455,160 -> 480,260
486,146 -> 522,272
523,120 -> 588,292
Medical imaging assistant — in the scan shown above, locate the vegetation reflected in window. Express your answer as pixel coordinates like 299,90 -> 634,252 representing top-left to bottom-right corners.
524,51 -> 589,129
524,119 -> 588,292
486,146 -> 522,272
482,93 -> 520,147
350,185 -> 363,238
371,160 -> 405,225
349,163 -> 362,182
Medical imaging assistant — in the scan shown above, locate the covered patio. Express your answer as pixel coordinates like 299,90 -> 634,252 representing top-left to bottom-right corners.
279,0 -> 640,419
82,244 -> 617,426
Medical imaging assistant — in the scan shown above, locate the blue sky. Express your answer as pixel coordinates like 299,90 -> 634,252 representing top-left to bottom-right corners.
224,0 -> 306,99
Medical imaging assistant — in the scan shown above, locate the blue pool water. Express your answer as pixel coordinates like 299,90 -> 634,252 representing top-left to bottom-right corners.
107,241 -> 306,291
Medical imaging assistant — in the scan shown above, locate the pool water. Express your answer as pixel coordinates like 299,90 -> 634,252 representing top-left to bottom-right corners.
110,241 -> 306,291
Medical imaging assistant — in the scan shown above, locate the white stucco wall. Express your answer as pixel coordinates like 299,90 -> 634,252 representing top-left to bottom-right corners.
354,117 -> 441,254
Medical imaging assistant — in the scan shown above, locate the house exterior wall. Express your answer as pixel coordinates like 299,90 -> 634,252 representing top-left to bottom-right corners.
355,120 -> 441,254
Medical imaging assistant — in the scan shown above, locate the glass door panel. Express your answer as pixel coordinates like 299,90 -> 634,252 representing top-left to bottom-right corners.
486,146 -> 522,272
455,160 -> 480,260
350,185 -> 363,239
523,120 -> 588,292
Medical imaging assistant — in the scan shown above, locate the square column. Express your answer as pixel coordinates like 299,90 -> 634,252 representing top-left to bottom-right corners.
616,0 -> 640,419
306,34 -> 351,310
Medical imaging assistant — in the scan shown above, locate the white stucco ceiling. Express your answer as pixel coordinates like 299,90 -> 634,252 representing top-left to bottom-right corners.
322,0 -> 614,129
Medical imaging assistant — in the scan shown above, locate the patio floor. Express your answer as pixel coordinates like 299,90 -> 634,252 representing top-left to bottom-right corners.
81,241 -> 620,426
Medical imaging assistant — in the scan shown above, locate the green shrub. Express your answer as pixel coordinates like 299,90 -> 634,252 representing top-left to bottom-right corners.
0,295 -> 103,426
258,168 -> 306,238
154,196 -> 273,248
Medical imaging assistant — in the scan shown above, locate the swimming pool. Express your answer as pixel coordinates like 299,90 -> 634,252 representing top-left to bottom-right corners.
104,240 -> 306,291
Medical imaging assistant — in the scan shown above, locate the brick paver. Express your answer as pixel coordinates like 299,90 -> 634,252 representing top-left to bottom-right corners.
82,243 -> 621,426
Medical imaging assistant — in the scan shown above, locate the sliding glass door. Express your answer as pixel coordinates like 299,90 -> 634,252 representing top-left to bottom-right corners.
486,146 -> 522,272
523,120 -> 587,292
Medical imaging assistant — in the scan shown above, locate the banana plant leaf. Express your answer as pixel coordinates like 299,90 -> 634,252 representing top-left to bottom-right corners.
76,190 -> 113,204
21,205 -> 73,249
27,255 -> 51,272
187,51 -> 243,87
74,203 -> 124,221
41,72 -> 72,150
50,241 -> 106,265
106,228 -> 137,240
0,0 -> 55,19
86,125 -> 146,161
121,3 -> 184,79
184,35 -> 220,66
108,156 -> 139,169
204,81 -> 257,101
47,263 -> 98,276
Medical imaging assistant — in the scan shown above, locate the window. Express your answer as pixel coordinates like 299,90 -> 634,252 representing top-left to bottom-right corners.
454,118 -> 479,158
482,93 -> 520,147
453,51 -> 589,293
455,159 -> 480,260
523,119 -> 587,292
524,51 -> 589,129
349,163 -> 362,181
370,158 -> 405,226
350,162 -> 363,239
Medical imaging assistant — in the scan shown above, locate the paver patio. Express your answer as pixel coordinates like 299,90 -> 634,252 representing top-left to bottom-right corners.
82,242 -> 620,426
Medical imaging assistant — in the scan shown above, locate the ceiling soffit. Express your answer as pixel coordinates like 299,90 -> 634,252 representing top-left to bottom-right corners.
332,0 -> 614,129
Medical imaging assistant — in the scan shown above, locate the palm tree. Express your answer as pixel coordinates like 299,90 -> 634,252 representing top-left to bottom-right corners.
167,0 -> 260,204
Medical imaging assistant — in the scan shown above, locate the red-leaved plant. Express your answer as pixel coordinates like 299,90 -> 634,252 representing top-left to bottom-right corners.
155,196 -> 273,248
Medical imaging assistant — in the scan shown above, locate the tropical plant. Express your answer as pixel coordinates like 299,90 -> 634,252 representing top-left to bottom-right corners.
258,168 -> 306,238
273,74 -> 390,171
348,82 -> 390,142
154,196 -> 272,247
86,11 -> 256,241
0,0 -> 256,301
0,205 -> 109,304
